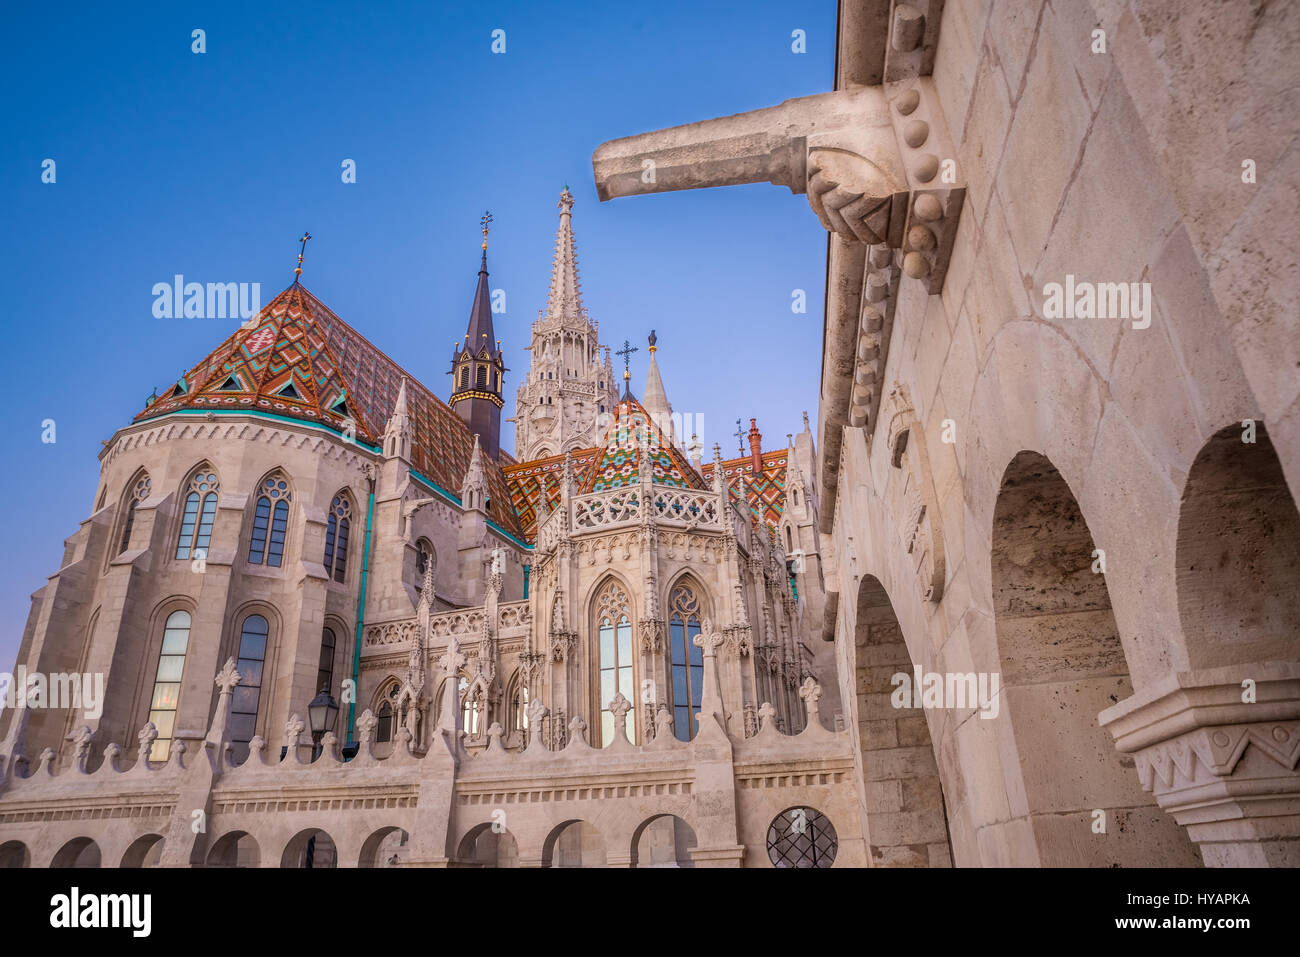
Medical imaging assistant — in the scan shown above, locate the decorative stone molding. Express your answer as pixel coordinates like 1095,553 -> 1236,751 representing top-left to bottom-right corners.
880,384 -> 945,602
1101,663 -> 1300,867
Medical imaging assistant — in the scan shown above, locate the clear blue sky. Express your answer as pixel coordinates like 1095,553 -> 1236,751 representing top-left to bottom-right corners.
0,0 -> 833,667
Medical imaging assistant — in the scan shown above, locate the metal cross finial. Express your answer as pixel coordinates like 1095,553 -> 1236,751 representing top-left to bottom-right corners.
294,231 -> 312,279
480,211 -> 493,250
615,339 -> 639,398
734,418 -> 746,455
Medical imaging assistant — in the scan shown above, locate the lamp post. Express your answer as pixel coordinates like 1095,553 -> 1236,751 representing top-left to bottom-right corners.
308,687 -> 339,761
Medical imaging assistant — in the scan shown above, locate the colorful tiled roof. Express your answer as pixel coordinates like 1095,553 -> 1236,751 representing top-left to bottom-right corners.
702,448 -> 789,530
502,450 -> 599,543
135,281 -> 523,538
581,398 -> 707,494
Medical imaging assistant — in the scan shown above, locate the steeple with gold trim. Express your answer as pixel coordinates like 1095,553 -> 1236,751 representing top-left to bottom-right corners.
450,212 -> 506,460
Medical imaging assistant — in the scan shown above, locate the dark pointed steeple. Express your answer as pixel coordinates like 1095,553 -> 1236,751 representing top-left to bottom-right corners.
450,212 -> 506,459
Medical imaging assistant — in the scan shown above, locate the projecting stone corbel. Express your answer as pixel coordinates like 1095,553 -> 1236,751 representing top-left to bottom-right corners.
592,80 -> 964,294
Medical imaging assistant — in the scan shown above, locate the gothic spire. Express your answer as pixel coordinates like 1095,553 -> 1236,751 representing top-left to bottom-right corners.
450,216 -> 505,460
544,187 -> 585,323
642,329 -> 674,443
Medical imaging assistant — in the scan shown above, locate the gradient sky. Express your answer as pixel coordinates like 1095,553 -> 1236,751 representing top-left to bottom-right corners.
0,0 -> 834,667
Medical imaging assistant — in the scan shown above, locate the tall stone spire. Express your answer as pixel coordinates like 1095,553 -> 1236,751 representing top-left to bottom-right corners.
545,187 -> 584,322
642,329 -> 674,444
450,214 -> 506,460
461,434 -> 488,512
512,188 -> 620,461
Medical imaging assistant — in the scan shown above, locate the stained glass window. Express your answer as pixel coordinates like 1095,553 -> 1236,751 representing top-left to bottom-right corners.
668,583 -> 704,741
248,474 -> 291,566
595,581 -> 634,746
231,614 -> 269,763
146,610 -> 190,762
175,467 -> 218,560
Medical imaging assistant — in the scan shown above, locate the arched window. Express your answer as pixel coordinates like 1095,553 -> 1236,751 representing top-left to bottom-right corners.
785,524 -> 794,552
476,365 -> 488,390
146,610 -> 190,761
668,583 -> 704,741
416,539 -> 435,588
459,675 -> 481,735
791,488 -> 799,506
595,580 -> 634,747
459,366 -> 469,390
376,683 -> 399,743
175,467 -> 219,560
317,627 -> 336,695
231,614 -> 269,763
248,473 -> 291,566
324,494 -> 353,583
117,472 -> 151,555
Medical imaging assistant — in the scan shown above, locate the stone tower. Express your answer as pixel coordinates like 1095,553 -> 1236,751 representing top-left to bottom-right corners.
512,188 -> 619,460
449,240 -> 506,460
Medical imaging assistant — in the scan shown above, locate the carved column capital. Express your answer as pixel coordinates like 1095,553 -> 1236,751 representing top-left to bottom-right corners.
1101,663 -> 1300,867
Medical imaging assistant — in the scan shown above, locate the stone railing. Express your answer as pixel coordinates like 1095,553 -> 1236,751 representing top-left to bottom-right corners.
571,486 -> 722,533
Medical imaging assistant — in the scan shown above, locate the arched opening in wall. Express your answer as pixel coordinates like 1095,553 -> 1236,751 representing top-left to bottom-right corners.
205,831 -> 260,868
993,451 -> 1201,866
120,834 -> 164,867
542,820 -> 606,868
854,575 -> 953,867
0,841 -> 30,868
359,827 -> 410,868
280,828 -> 338,868
631,814 -> 697,868
1177,422 -> 1300,662
50,837 -> 101,868
456,823 -> 520,867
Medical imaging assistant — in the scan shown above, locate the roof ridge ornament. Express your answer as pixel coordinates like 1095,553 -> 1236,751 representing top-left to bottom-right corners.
294,231 -> 311,281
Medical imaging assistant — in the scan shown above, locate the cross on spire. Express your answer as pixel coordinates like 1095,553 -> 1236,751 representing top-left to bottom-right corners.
615,339 -> 639,399
294,231 -> 312,280
734,418 -> 746,455
479,211 -> 493,268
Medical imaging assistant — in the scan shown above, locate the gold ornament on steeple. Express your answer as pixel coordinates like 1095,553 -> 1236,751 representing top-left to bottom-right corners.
294,231 -> 312,280
480,210 -> 493,251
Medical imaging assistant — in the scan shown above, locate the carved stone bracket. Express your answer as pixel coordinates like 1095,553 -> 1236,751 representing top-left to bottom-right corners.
1101,663 -> 1300,867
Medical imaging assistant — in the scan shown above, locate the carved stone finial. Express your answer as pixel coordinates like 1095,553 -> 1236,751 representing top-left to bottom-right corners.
758,701 -> 777,732
214,657 -> 241,695
567,714 -> 587,744
356,708 -> 378,744
137,722 -> 159,754
654,704 -> 674,740
284,713 -> 305,746
70,726 -> 93,769
525,697 -> 549,729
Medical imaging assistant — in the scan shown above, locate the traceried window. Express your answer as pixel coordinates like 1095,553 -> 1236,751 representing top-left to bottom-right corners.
376,683 -> 399,743
668,583 -> 704,741
146,610 -> 190,762
324,494 -> 353,583
317,627 -> 336,695
595,580 -> 634,747
175,467 -> 219,560
231,614 -> 269,763
118,472 -> 151,555
459,674 -> 481,735
248,473 -> 291,566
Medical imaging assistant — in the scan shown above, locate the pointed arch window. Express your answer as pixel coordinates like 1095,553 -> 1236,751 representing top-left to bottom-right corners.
324,494 -> 353,583
476,365 -> 488,390
459,674 -> 482,735
668,583 -> 704,741
118,473 -> 151,555
317,627 -> 336,695
175,467 -> 219,560
231,614 -> 269,763
785,524 -> 794,552
376,683 -> 399,744
459,366 -> 469,390
595,580 -> 634,747
248,474 -> 291,566
416,539 -> 435,589
146,610 -> 190,761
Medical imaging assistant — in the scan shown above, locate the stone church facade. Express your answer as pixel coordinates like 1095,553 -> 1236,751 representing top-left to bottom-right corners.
1,0 -> 1296,869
